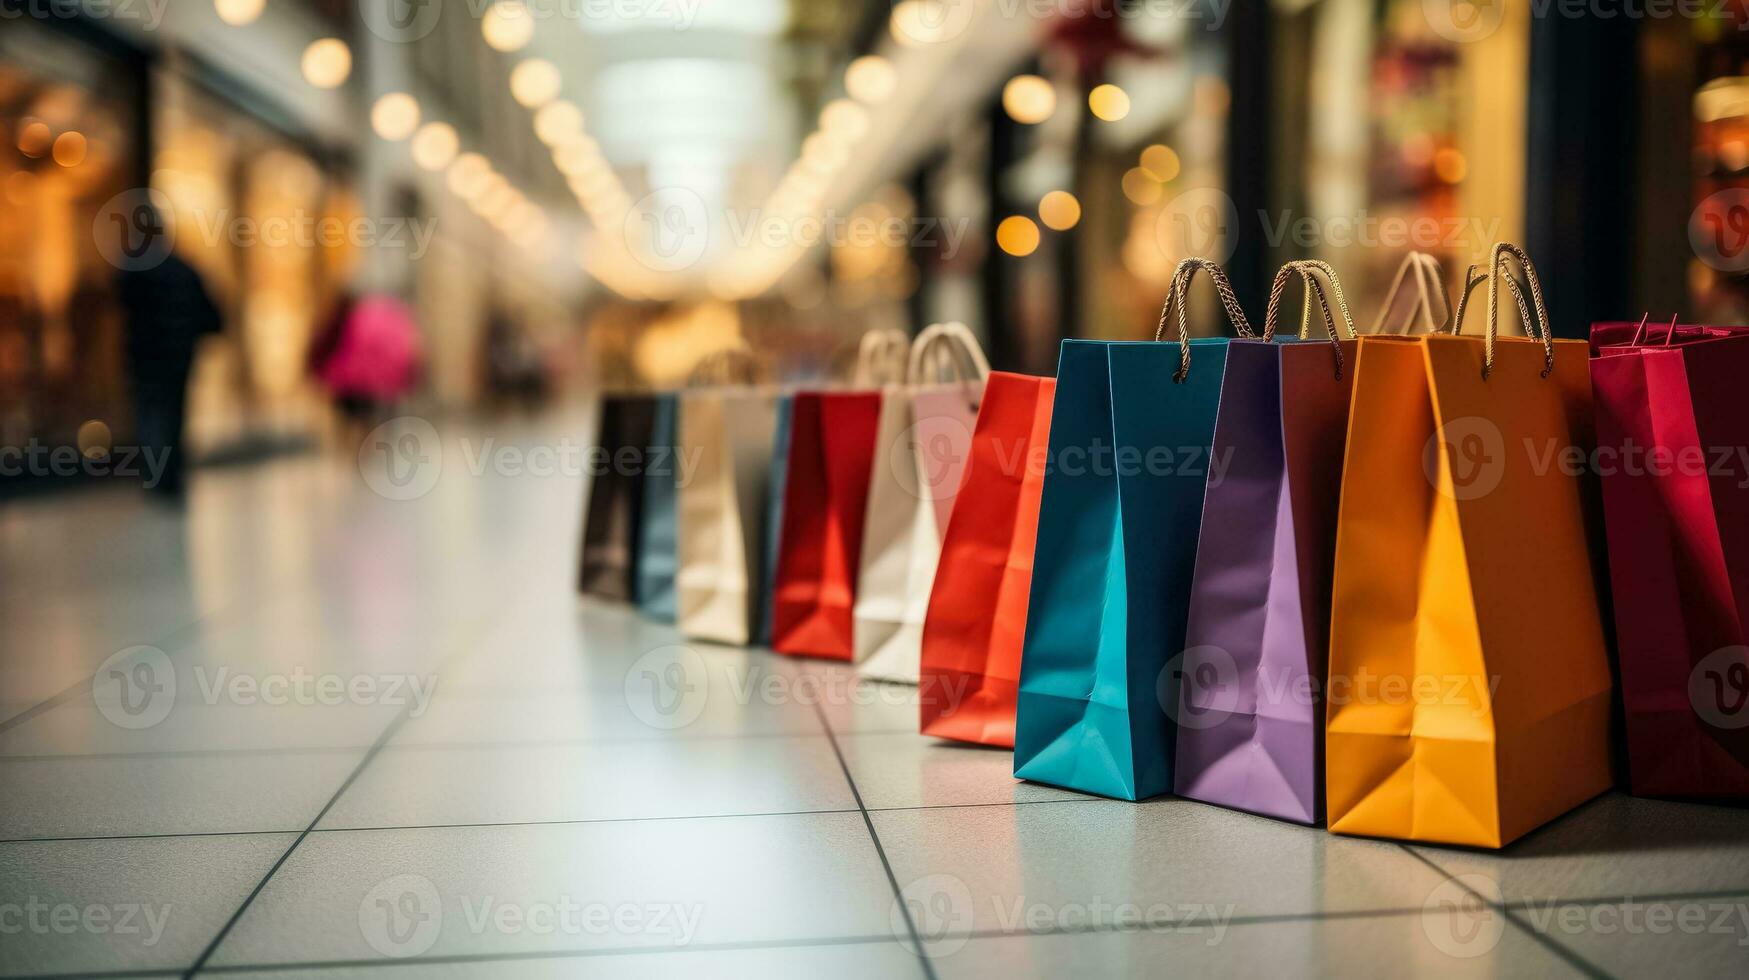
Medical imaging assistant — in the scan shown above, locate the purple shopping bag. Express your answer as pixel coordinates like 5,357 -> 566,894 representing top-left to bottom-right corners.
1173,262 -> 1356,824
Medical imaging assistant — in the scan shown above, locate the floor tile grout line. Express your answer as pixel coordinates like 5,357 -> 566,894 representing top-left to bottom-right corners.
0,797 -> 1100,845
809,699 -> 938,980
1397,845 -> 1615,980
177,570 -> 551,980
177,903 -> 1533,976
178,706 -> 421,980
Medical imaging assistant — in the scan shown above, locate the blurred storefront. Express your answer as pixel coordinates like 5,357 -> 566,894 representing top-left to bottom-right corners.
0,15 -> 145,460
153,57 -> 357,457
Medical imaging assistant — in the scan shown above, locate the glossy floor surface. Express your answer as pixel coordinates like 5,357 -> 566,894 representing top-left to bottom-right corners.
2,414 -> 1747,979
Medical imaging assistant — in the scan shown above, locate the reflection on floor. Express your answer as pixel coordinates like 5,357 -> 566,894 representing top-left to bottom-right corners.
1,415 -> 1746,979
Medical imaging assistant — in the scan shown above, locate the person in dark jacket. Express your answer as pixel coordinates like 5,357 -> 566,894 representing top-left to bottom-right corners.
115,229 -> 222,498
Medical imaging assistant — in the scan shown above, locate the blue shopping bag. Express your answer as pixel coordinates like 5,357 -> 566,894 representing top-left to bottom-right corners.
635,393 -> 681,620
1014,259 -> 1250,801
754,393 -> 795,646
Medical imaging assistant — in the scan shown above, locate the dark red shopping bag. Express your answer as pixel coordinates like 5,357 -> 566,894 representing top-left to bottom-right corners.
917,372 -> 1054,747
769,390 -> 883,659
1591,319 -> 1749,800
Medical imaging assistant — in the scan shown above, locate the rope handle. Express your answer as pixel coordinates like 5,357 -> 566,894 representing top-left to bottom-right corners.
907,321 -> 992,386
853,328 -> 910,387
1153,257 -> 1255,383
1262,260 -> 1356,380
1628,313 -> 1681,346
1452,243 -> 1554,379
1371,252 -> 1453,335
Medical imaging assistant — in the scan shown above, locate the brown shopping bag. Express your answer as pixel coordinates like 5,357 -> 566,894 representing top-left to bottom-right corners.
855,323 -> 991,684
675,350 -> 778,646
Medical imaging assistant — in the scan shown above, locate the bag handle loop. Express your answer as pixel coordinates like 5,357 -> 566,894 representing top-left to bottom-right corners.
907,321 -> 992,386
853,328 -> 910,387
1371,252 -> 1453,335
1452,243 -> 1554,380
1153,257 -> 1255,383
1262,260 -> 1356,379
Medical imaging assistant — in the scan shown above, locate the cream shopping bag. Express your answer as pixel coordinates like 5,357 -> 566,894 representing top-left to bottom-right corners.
675,351 -> 778,646
854,322 -> 990,683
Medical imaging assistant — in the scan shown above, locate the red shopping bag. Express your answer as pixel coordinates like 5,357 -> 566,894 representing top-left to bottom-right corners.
769,390 -> 883,659
1591,319 -> 1749,799
918,372 -> 1055,746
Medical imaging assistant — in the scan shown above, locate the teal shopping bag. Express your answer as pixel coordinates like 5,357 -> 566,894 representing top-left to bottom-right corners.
635,393 -> 681,621
1014,259 -> 1250,800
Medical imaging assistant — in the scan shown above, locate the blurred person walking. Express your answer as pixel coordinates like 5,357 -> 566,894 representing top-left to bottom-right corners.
116,242 -> 222,498
309,293 -> 423,445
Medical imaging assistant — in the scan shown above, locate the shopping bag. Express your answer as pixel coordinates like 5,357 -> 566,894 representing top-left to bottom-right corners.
919,370 -> 1056,746
769,332 -> 905,659
1014,258 -> 1252,801
752,393 -> 795,647
1326,243 -> 1614,848
1173,260 -> 1357,824
634,393 -> 681,621
675,352 -> 778,646
855,322 -> 990,683
578,394 -> 657,601
1590,317 -> 1749,799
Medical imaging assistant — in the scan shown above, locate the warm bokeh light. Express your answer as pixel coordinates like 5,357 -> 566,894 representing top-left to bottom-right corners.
52,131 -> 87,167
1002,75 -> 1056,125
996,215 -> 1041,257
410,122 -> 460,171
1089,84 -> 1131,122
845,55 -> 898,105
76,420 -> 111,459
18,120 -> 51,158
214,0 -> 265,26
890,0 -> 958,48
1039,190 -> 1081,231
370,93 -> 422,141
510,59 -> 562,108
1140,144 -> 1180,182
1121,167 -> 1163,206
447,153 -> 494,199
301,39 -> 352,89
534,101 -> 584,145
482,1 -> 535,52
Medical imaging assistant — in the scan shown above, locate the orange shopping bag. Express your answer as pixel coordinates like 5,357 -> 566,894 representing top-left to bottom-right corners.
1325,244 -> 1614,848
917,371 -> 1055,746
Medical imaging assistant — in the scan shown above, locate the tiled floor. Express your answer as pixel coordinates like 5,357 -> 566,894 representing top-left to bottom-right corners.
2,415 -> 1747,979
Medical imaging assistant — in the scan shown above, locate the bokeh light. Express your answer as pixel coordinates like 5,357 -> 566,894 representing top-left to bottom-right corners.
510,60 -> 562,108
1003,75 -> 1056,125
1039,191 -> 1081,231
301,39 -> 352,89
996,215 -> 1041,257
410,122 -> 460,171
371,94 -> 422,141
1089,84 -> 1130,122
214,0 -> 265,26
